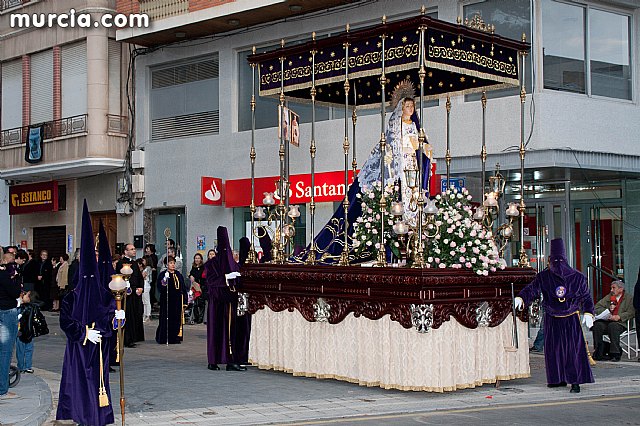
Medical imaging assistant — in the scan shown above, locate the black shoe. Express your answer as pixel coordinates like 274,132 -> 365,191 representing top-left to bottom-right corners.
593,354 -> 610,361
611,354 -> 621,362
207,364 -> 220,371
570,384 -> 580,393
226,363 -> 245,371
109,367 -> 116,372
125,343 -> 137,348
547,382 -> 567,388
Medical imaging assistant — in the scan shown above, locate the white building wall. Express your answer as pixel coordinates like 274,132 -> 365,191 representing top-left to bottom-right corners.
135,0 -> 640,250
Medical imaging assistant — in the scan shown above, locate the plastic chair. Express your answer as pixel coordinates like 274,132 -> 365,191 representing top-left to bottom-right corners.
603,319 -> 638,359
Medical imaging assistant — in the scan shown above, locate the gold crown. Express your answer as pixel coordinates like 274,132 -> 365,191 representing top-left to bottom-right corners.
390,78 -> 416,110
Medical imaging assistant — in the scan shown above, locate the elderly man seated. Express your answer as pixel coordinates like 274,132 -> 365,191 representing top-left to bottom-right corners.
592,280 -> 635,362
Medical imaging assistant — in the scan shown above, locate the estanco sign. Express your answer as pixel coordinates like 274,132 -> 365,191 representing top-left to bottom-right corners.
225,170 -> 357,208
225,165 -> 439,208
10,181 -> 58,215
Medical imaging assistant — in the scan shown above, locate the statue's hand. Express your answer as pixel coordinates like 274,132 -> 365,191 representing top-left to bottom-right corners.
384,151 -> 393,166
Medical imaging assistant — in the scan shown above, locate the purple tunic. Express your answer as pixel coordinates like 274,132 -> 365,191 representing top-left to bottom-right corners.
519,268 -> 595,385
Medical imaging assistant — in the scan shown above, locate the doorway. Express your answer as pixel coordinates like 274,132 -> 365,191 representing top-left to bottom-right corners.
154,208 -> 186,275
91,211 -> 117,257
33,226 -> 66,259
574,204 -> 624,301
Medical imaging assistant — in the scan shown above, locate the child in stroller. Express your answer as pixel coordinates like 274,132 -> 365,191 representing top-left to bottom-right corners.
186,253 -> 206,325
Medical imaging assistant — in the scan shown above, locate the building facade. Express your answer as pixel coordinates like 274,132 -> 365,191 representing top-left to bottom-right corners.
0,0 -> 132,257
116,0 -> 640,298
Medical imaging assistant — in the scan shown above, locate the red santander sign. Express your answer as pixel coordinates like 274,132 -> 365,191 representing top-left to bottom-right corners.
225,170 -> 357,208
10,181 -> 58,215
201,177 -> 224,205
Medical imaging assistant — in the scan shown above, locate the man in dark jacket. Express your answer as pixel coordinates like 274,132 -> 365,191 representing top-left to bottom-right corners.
0,252 -> 22,397
116,244 -> 144,347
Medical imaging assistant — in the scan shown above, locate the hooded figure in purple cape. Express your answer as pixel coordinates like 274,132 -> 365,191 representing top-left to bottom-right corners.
203,227 -> 247,371
515,238 -> 595,393
57,201 -> 118,425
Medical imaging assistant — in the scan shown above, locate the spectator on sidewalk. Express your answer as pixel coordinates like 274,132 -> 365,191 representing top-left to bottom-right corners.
0,251 -> 22,398
592,280 -> 635,362
36,250 -> 53,311
634,268 -> 640,362
16,290 -> 49,373
140,257 -> 153,322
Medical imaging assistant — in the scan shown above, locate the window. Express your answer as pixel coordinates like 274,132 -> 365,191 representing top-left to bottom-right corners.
108,40 -> 121,115
543,0 -> 631,100
150,55 -> 219,140
464,0 -> 532,101
61,42 -> 88,118
1,59 -> 22,130
31,49 -> 54,124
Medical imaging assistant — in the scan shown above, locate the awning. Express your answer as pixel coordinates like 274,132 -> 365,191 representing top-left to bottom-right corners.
248,14 -> 530,107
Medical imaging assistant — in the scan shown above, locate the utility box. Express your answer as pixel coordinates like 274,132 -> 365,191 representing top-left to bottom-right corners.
131,150 -> 145,169
132,174 -> 145,193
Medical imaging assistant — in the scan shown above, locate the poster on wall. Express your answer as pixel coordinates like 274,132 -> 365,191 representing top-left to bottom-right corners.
277,106 -> 300,147
25,125 -> 44,164
196,235 -> 206,251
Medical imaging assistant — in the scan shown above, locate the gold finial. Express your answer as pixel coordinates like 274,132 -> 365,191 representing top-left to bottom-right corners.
421,5 -> 426,15
522,33 -> 527,42
457,16 -> 462,24
281,38 -> 285,48
252,45 -> 256,54
465,13 -> 494,33
382,15 -> 386,24
346,23 -> 350,33
312,31 -> 316,41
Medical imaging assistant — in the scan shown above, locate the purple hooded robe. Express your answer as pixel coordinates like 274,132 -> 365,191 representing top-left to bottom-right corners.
57,201 -> 116,426
518,238 -> 595,385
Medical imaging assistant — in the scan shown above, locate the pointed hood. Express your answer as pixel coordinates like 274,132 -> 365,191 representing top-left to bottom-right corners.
71,201 -> 113,324
239,237 -> 250,266
97,220 -> 115,292
216,226 -> 239,274
548,238 -> 577,279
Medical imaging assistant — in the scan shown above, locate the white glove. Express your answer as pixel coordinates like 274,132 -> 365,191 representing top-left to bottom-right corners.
514,297 -> 524,311
86,329 -> 102,345
582,314 -> 594,329
114,310 -> 125,320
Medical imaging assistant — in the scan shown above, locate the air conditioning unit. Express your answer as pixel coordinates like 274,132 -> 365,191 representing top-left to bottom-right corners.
131,174 -> 145,193
131,150 -> 145,169
115,201 -> 132,215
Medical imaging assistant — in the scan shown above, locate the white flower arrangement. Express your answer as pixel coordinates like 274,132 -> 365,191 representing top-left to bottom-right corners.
424,187 -> 503,275
352,182 -> 400,259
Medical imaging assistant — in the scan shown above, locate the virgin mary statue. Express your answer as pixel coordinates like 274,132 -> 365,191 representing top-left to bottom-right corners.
294,79 -> 432,264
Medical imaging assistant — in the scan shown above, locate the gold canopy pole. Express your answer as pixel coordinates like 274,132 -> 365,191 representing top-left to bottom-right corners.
481,91 -> 487,201
307,33 -> 318,265
375,15 -> 388,267
248,46 -> 258,263
352,86 -> 357,177
277,39 -> 286,264
518,34 -> 529,267
339,24 -> 351,266
445,95 -> 451,187
413,17 -> 427,268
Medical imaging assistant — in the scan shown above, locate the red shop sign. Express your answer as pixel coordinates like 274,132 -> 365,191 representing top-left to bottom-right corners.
201,177 -> 224,205
10,181 -> 58,215
225,170 -> 357,208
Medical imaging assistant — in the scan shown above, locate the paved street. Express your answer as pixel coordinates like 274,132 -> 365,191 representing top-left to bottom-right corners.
2,312 -> 640,425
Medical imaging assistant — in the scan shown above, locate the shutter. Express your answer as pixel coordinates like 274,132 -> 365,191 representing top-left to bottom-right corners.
30,49 -> 54,124
108,39 -> 121,115
1,60 -> 22,130
150,55 -> 219,140
61,42 -> 87,118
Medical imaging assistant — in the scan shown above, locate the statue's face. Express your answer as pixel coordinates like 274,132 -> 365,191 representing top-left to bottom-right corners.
402,100 -> 415,117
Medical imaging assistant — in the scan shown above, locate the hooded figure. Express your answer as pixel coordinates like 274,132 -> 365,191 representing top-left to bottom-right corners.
203,227 -> 246,371
98,221 -> 118,369
515,238 -> 595,393
57,201 -> 118,426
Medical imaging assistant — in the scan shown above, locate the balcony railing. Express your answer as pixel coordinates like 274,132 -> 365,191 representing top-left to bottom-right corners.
0,114 -> 88,147
1,0 -> 25,12
139,0 -> 188,21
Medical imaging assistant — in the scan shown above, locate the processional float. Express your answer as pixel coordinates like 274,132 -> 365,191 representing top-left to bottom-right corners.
241,8 -> 535,392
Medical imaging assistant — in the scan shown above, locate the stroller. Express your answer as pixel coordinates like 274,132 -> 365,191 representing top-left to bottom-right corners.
185,282 -> 206,325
